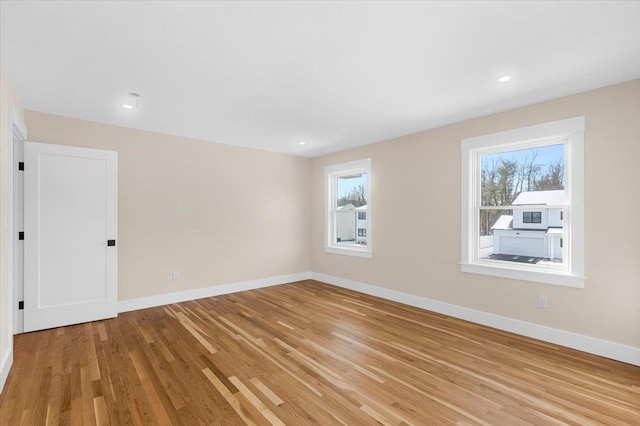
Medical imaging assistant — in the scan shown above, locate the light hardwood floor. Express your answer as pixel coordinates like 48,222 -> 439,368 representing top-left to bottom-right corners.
1,280 -> 638,425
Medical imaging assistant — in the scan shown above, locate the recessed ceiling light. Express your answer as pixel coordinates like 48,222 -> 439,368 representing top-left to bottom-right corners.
497,75 -> 512,82
123,92 -> 141,110
298,141 -> 306,145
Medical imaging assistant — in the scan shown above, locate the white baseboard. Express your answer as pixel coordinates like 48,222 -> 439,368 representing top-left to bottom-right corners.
311,272 -> 640,367
0,347 -> 13,395
118,272 -> 312,313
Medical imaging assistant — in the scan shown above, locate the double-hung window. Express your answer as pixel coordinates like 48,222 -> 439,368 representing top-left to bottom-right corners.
461,117 -> 585,287
325,158 -> 372,258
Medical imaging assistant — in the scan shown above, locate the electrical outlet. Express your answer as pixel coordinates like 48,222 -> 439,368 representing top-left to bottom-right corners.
343,261 -> 348,270
538,294 -> 548,308
172,271 -> 180,281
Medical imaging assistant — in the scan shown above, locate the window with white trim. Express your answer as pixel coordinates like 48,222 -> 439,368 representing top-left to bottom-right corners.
461,117 -> 585,288
325,159 -> 372,258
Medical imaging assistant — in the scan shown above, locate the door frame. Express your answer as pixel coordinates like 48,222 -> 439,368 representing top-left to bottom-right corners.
8,106 -> 27,337
13,135 -> 24,334
0,105 -> 25,393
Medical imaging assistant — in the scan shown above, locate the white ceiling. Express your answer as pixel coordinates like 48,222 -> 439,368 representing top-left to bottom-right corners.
2,1 -> 639,157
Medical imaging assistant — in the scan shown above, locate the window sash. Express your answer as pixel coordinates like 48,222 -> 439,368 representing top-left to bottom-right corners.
471,138 -> 570,273
473,205 -> 570,271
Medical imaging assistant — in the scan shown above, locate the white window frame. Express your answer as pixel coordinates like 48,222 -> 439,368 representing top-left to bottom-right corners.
325,158 -> 372,258
461,117 -> 585,288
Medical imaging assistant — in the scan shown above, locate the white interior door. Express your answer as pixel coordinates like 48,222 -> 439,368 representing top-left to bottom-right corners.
24,141 -> 118,332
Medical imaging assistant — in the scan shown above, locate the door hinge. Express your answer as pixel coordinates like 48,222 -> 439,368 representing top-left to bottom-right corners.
18,301 -> 24,310
18,162 -> 24,171
19,231 -> 24,240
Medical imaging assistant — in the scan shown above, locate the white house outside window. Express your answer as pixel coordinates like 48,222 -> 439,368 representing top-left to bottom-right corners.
325,159 -> 372,258
461,117 -> 585,288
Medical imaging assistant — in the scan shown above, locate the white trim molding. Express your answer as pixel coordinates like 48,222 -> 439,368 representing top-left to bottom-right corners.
1,106 -> 27,394
118,272 -> 312,313
0,347 -> 13,394
460,116 -> 585,288
324,158 -> 373,258
311,272 -> 640,367
9,106 -> 27,334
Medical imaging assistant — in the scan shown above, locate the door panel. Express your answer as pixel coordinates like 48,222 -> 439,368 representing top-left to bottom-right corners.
24,141 -> 117,332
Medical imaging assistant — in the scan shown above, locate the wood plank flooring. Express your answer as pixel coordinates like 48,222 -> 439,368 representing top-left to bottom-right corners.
1,280 -> 638,425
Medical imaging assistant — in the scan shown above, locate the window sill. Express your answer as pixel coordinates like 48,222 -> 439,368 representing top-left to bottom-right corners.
460,262 -> 585,288
325,246 -> 372,259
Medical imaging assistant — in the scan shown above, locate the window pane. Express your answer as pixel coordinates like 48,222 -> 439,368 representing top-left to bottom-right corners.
356,208 -> 367,245
523,211 -> 542,224
479,144 -> 566,267
337,173 -> 367,208
480,208 -> 566,266
335,173 -> 368,246
481,144 -> 564,207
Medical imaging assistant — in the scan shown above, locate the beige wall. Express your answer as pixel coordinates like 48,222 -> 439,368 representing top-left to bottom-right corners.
1,64 -> 24,374
311,79 -> 640,349
25,111 -> 311,301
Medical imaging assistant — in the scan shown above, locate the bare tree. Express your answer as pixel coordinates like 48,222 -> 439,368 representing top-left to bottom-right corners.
479,152 -> 564,236
338,183 -> 367,207
534,162 -> 564,191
